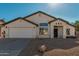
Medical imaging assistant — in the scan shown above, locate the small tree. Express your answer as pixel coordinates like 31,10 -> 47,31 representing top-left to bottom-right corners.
75,20 -> 79,31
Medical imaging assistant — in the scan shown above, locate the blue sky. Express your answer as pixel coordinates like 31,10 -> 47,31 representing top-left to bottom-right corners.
0,3 -> 79,23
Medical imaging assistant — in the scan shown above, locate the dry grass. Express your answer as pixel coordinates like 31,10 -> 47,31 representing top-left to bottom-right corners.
43,46 -> 79,56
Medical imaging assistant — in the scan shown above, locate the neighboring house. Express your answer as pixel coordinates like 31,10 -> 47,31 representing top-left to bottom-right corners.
1,11 -> 76,38
0,20 -> 5,37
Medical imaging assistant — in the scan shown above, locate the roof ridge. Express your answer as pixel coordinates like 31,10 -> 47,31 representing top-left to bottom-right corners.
24,11 -> 57,20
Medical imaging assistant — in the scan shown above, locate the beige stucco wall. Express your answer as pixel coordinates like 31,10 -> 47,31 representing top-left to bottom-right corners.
4,19 -> 36,27
1,19 -> 37,38
25,13 -> 55,38
50,20 -> 75,38
25,13 -> 55,24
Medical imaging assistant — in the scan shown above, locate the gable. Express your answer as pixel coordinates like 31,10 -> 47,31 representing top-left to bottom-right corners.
2,17 -> 38,28
24,11 -> 57,24
49,18 -> 75,28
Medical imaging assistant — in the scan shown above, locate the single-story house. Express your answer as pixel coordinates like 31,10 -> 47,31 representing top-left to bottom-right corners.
0,11 -> 76,38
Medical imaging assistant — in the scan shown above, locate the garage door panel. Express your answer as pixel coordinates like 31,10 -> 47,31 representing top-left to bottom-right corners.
8,28 -> 36,38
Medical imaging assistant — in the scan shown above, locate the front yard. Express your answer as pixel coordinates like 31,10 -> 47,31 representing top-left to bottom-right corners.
42,31 -> 79,56
43,39 -> 79,56
19,38 -> 79,56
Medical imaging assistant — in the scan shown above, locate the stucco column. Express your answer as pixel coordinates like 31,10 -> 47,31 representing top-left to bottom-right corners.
50,24 -> 54,39
63,27 -> 66,39
36,27 -> 39,38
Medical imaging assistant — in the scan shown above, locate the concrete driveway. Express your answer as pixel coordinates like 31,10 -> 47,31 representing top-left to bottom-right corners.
0,38 -> 31,56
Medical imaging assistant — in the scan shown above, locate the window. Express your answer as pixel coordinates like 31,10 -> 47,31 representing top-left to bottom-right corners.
39,28 -> 48,35
39,23 -> 48,35
40,23 -> 48,26
66,29 -> 70,35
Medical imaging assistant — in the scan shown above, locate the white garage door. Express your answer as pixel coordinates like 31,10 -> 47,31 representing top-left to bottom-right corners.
8,27 -> 36,38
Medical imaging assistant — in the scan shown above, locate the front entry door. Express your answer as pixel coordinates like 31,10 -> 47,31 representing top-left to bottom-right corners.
54,26 -> 63,38
54,28 -> 58,38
